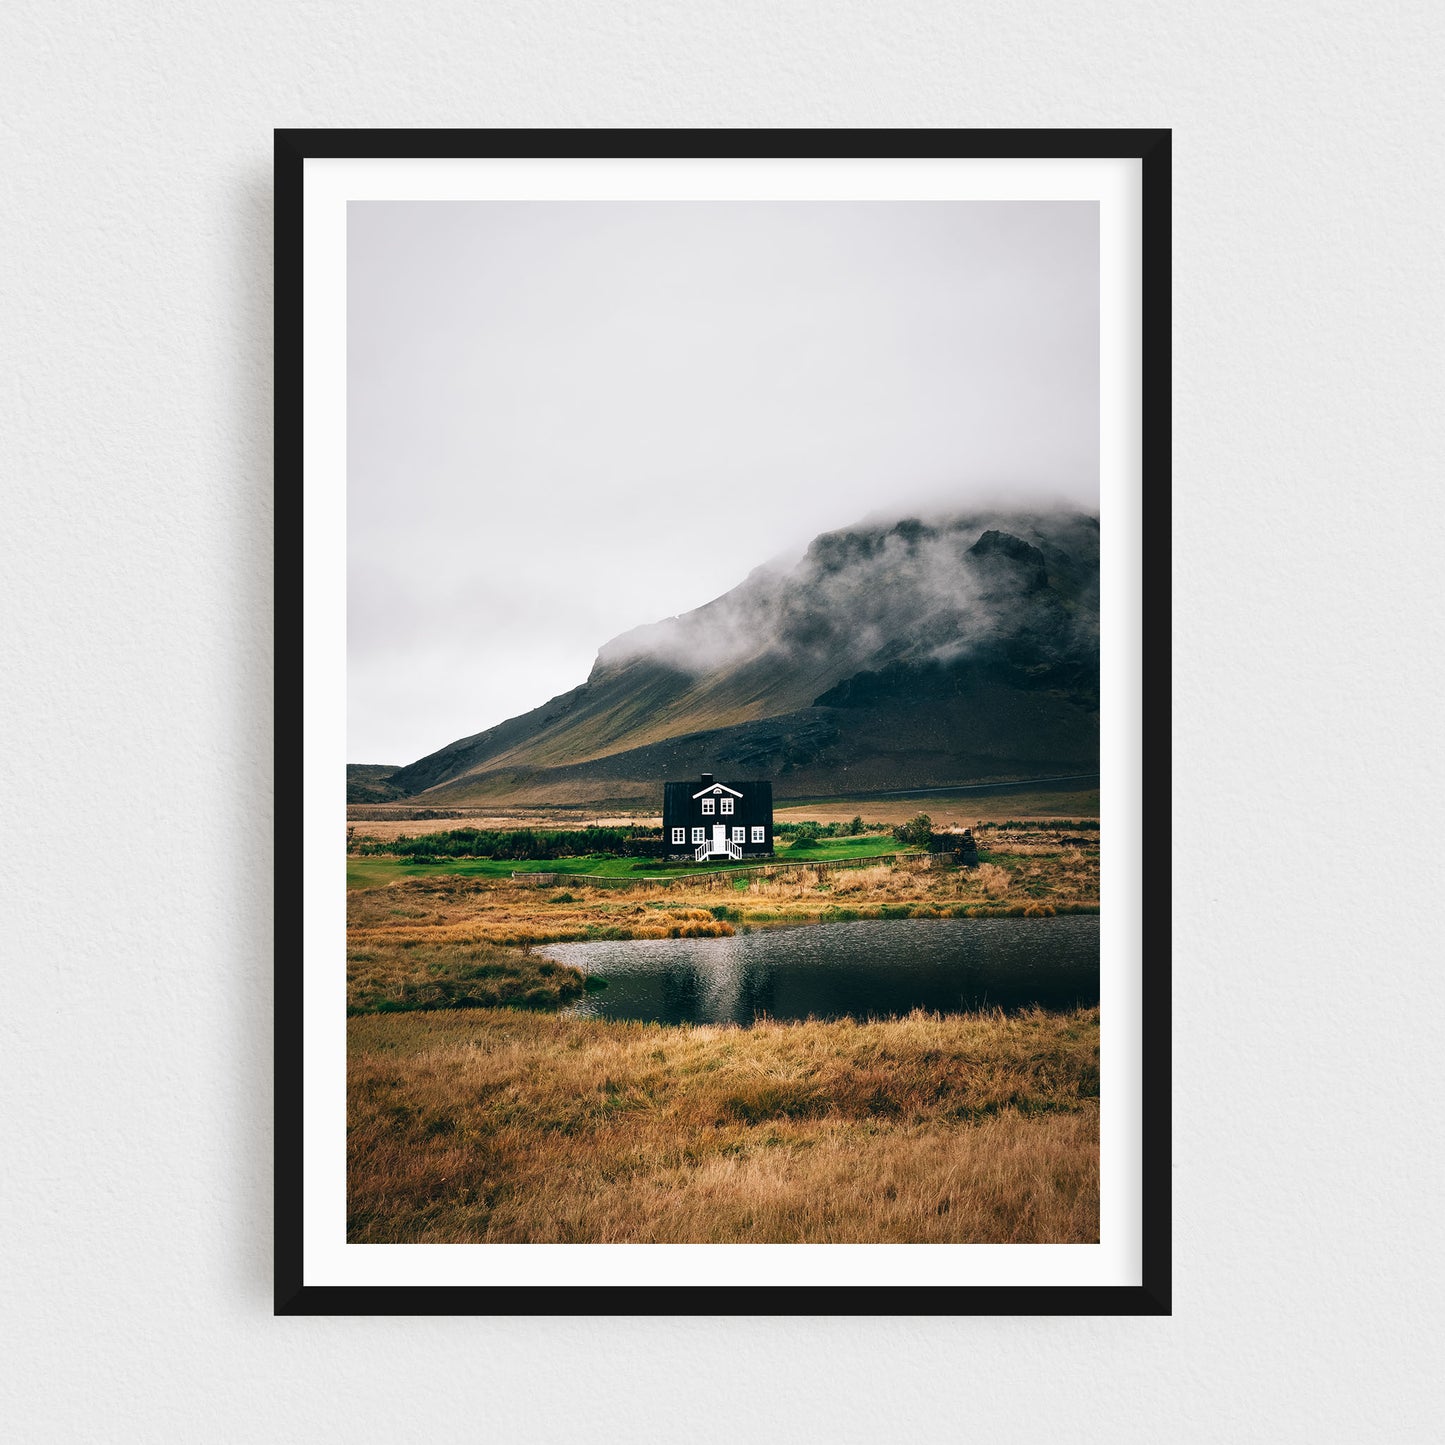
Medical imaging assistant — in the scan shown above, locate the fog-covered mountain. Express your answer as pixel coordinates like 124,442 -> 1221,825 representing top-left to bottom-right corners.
362,509 -> 1100,806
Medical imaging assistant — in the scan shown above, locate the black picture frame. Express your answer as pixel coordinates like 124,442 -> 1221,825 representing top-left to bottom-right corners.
275,127 -> 1171,1317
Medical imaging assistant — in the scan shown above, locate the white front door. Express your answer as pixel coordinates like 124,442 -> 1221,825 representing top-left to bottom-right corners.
712,824 -> 726,855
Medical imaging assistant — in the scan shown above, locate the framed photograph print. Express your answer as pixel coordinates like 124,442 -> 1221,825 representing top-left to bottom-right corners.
275,128 -> 1171,1315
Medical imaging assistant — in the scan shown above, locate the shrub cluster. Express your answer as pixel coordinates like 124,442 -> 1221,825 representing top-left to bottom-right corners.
350,826 -> 660,860
891,813 -> 934,849
973,819 -> 1100,831
773,816 -> 886,841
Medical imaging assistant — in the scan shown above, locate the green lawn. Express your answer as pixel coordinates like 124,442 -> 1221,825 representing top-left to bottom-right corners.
773,835 -> 903,863
346,835 -> 910,891
346,854 -> 643,890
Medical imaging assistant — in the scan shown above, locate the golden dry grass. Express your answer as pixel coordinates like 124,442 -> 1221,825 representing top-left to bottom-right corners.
348,879 -> 736,958
348,1006 -> 1099,1243
346,937 -> 590,1014
346,845 -> 1098,959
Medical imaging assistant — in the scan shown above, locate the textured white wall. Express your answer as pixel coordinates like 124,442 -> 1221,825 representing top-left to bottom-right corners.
4,2 -> 1443,1440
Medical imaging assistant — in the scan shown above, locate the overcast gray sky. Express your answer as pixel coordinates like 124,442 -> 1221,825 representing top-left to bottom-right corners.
348,200 -> 1098,764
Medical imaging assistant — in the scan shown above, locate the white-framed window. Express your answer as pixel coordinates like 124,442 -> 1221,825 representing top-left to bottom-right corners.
732,826 -> 745,843
701,798 -> 715,814
692,827 -> 706,844
720,797 -> 734,814
751,826 -> 765,843
671,827 -> 686,845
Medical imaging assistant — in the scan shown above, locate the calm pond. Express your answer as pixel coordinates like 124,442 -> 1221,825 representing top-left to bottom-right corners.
542,915 -> 1098,1027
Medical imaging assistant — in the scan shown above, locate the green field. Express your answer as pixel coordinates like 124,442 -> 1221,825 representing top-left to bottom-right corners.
346,835 -> 912,891
767,835 -> 905,863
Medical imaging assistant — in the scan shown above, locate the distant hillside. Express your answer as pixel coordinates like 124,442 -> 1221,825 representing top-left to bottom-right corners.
346,764 -> 408,804
366,509 -> 1099,807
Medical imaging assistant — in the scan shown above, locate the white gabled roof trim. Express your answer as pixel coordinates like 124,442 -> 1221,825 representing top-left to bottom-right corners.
692,782 -> 744,799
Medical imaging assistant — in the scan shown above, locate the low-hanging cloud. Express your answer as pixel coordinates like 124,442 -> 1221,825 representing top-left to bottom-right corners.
594,508 -> 1100,686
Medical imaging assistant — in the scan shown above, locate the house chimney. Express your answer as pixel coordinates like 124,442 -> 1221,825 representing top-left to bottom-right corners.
700,772 -> 714,787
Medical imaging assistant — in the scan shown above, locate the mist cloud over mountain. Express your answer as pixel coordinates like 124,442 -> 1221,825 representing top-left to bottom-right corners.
598,510 -> 1096,680
359,508 -> 1099,807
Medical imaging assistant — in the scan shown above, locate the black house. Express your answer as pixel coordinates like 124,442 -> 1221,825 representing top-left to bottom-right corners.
662,773 -> 773,861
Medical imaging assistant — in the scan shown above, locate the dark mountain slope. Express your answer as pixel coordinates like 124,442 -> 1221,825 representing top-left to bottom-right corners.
346,763 -> 408,804
382,509 -> 1099,806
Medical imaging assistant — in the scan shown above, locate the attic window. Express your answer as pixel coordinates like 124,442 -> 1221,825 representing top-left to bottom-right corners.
701,798 -> 715,815
720,798 -> 734,815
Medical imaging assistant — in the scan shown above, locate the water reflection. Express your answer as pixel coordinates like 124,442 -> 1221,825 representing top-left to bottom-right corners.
544,916 -> 1099,1026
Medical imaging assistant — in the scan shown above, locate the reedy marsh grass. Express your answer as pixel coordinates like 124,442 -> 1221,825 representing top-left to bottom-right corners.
346,938 -> 592,1015
348,1005 -> 1099,1244
346,841 -> 1099,962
